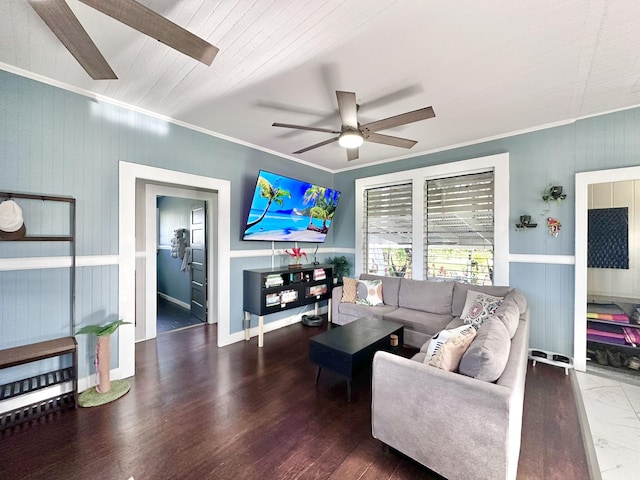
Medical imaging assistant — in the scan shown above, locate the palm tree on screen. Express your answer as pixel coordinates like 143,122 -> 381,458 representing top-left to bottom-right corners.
303,185 -> 325,227
245,176 -> 291,229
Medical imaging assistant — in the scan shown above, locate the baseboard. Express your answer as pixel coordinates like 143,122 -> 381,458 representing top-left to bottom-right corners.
157,292 -> 190,310
238,306 -> 328,345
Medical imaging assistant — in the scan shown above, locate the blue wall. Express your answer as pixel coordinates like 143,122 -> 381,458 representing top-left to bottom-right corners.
334,109 -> 640,355
2,66 -> 640,379
0,69 -> 334,380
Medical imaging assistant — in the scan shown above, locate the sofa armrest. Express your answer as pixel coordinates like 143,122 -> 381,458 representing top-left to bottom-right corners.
372,351 -> 513,480
331,285 -> 343,321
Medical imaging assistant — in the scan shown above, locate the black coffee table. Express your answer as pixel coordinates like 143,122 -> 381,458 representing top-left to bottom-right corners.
309,317 -> 404,401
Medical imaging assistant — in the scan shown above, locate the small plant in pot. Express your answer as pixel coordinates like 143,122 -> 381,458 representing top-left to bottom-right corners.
326,255 -> 352,284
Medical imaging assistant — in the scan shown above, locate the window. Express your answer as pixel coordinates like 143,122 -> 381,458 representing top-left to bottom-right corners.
355,153 -> 509,284
362,183 -> 413,277
424,171 -> 494,285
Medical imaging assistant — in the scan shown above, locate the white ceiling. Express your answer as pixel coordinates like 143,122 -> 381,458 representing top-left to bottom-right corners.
2,0 -> 640,172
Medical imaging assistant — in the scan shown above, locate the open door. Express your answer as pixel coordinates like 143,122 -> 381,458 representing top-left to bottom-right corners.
190,201 -> 207,322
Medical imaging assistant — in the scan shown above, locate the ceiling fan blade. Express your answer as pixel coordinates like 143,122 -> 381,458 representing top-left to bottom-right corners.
293,137 -> 339,154
361,106 -> 435,133
79,0 -> 219,66
364,132 -> 418,149
272,123 -> 341,134
336,91 -> 358,129
28,0 -> 117,80
347,148 -> 359,161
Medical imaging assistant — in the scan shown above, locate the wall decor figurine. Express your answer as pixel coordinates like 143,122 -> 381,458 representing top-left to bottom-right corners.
547,217 -> 561,237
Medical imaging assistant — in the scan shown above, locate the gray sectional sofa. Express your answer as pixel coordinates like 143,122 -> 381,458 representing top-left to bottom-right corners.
331,274 -> 530,480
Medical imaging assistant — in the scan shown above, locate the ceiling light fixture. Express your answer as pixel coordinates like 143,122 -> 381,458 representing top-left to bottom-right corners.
338,130 -> 364,149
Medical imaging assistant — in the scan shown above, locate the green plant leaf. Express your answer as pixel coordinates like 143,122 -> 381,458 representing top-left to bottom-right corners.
76,319 -> 131,336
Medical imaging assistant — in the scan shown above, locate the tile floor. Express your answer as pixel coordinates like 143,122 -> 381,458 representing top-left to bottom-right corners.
575,370 -> 640,479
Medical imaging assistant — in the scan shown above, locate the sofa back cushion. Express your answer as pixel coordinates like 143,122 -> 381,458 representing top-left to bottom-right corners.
503,288 -> 527,314
360,274 -> 402,307
452,282 -> 512,317
399,278 -> 454,314
459,316 -> 511,382
494,299 -> 521,338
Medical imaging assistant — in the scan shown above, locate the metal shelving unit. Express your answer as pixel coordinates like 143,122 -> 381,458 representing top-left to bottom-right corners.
0,192 -> 77,431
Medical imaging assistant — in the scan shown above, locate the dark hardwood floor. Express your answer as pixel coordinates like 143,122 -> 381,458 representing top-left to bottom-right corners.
157,296 -> 204,333
0,322 -> 590,480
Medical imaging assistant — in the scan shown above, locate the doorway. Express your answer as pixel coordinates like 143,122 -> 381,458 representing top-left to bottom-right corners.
155,195 -> 208,334
118,162 -> 231,380
142,184 -> 216,341
574,165 -> 640,372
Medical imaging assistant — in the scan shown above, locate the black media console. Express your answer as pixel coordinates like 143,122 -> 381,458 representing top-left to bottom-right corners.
243,264 -> 333,347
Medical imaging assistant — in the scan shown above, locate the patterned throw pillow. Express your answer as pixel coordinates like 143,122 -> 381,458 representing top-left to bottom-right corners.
423,324 -> 477,371
356,279 -> 384,306
461,290 -> 504,329
341,277 -> 359,303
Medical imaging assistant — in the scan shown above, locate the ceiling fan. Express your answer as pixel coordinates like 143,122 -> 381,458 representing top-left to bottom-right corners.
28,0 -> 219,80
272,90 -> 435,161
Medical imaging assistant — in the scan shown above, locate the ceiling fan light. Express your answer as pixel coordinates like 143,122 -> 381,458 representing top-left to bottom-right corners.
338,130 -> 364,149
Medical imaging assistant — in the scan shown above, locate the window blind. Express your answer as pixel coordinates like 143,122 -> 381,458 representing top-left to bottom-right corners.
363,183 -> 413,278
424,171 -> 494,284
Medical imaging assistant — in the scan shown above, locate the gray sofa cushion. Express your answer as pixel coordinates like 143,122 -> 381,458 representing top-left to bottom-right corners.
399,278 -> 454,314
503,289 -> 527,315
459,316 -> 511,382
495,299 -> 521,338
385,307 -> 453,336
360,274 -> 402,307
337,301 -> 397,320
452,282 -> 512,317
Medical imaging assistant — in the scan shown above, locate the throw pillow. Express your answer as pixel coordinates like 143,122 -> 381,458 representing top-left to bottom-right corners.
341,277 -> 358,303
423,324 -> 477,371
356,279 -> 384,306
459,317 -> 511,382
461,290 -> 504,329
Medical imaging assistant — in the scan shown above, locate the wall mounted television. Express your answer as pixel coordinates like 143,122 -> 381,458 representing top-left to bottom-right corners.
242,170 -> 341,243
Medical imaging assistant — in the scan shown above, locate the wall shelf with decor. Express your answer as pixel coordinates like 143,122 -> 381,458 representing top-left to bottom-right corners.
243,264 -> 333,347
0,191 -> 78,431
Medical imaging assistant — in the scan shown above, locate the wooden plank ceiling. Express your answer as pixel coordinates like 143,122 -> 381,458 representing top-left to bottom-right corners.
2,0 -> 640,171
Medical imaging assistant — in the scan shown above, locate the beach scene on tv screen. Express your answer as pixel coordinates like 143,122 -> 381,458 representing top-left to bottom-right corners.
243,171 -> 340,242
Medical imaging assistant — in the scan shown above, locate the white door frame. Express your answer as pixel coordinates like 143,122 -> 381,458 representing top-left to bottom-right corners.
119,161 -> 231,379
144,185 -> 217,341
574,165 -> 640,371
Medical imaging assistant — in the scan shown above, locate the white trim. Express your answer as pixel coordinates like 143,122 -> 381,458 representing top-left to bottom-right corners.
0,255 -> 118,271
157,292 -> 191,311
145,184 -> 217,341
229,246 -> 353,259
509,254 -> 576,265
119,161 -> 231,381
5,63 -> 640,177
0,382 -> 74,415
355,153 -> 509,285
239,306 -> 327,345
574,165 -> 640,372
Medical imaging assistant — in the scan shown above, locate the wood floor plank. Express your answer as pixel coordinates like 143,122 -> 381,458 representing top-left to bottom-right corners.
0,322 -> 590,480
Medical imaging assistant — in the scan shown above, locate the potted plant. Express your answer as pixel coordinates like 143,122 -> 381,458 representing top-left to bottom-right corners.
326,255 -> 352,284
76,319 -> 131,407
